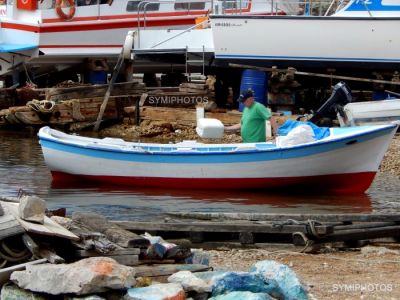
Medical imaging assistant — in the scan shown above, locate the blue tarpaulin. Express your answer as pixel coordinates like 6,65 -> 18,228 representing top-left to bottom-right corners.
277,119 -> 330,140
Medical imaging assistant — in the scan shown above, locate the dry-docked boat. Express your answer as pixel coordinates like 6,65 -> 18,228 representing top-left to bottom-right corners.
0,0 -> 297,77
38,123 -> 398,193
210,0 -> 400,71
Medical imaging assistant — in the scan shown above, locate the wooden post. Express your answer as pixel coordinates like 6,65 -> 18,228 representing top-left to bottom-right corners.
94,50 -> 125,131
135,93 -> 147,125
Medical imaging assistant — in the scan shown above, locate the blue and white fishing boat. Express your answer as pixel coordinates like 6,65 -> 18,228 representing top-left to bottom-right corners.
38,123 -> 397,194
210,0 -> 400,70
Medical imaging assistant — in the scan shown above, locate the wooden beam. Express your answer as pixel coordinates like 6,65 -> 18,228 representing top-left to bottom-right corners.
229,63 -> 400,86
168,212 -> 400,223
114,221 -> 332,235
75,248 -> 140,258
317,225 -> 400,243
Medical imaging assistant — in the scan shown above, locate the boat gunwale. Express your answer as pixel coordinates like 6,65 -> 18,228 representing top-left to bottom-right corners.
37,124 -> 397,156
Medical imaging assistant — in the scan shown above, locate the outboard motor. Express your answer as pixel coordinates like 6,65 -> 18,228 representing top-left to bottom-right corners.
309,81 -> 352,124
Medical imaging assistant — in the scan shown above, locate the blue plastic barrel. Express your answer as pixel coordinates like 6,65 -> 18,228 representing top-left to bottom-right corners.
88,71 -> 107,85
239,69 -> 268,112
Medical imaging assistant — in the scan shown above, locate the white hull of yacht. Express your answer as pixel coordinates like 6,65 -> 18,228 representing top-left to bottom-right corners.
211,15 -> 400,69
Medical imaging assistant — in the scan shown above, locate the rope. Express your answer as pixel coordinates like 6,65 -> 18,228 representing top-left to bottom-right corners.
307,219 -> 324,239
23,64 -> 35,87
272,219 -> 324,239
1,241 -> 30,258
0,259 -> 7,269
27,100 -> 56,113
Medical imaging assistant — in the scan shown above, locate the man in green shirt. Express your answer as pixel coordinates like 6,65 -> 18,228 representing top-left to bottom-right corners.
225,89 -> 274,143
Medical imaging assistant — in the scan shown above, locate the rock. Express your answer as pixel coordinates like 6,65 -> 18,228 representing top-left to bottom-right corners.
50,216 -> 72,229
124,283 -> 185,300
211,272 -> 274,296
250,260 -> 308,300
209,291 -> 274,300
168,270 -> 211,293
18,195 -> 46,224
0,284 -> 49,300
11,257 -> 136,295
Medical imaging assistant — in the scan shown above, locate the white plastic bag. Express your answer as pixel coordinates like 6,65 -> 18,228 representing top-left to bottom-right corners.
276,124 -> 315,147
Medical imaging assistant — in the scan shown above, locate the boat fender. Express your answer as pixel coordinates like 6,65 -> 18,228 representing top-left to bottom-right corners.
123,31 -> 136,60
55,0 -> 76,21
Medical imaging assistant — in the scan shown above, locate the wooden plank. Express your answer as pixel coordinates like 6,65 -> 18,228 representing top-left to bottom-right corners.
182,241 -> 305,251
134,264 -> 210,277
47,82 -> 145,98
2,202 -> 79,241
333,222 -> 397,231
114,221 -> 332,235
138,259 -> 176,265
168,212 -> 400,223
75,248 -> 141,257
317,225 -> 400,243
107,255 -> 139,266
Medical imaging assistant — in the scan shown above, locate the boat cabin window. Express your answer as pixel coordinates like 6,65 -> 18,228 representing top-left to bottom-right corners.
222,0 -> 248,9
174,2 -> 206,10
126,0 -> 160,11
76,0 -> 110,6
77,0 -> 96,6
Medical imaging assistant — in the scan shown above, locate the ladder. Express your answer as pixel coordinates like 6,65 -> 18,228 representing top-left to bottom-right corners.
185,45 -> 206,81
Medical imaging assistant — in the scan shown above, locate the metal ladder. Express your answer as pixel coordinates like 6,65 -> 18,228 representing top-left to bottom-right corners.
185,45 -> 206,81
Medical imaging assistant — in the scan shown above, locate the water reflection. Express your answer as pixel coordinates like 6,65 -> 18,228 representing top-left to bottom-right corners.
0,129 -> 398,221
48,181 -> 373,220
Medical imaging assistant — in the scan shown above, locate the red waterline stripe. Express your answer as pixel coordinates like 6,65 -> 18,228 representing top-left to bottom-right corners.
1,17 -> 197,33
51,171 -> 377,194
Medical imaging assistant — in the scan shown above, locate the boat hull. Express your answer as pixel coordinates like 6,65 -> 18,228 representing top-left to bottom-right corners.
210,16 -> 400,70
38,124 -> 397,193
